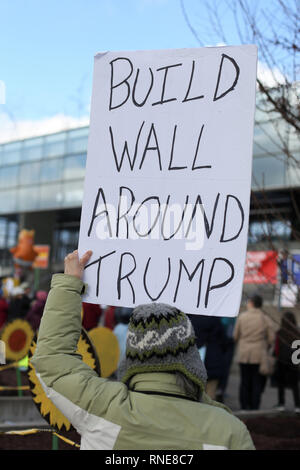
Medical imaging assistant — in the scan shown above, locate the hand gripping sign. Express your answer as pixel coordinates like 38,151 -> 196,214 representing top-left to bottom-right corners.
79,46 -> 257,317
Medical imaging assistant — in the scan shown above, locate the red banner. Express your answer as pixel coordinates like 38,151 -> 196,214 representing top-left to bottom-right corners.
244,251 -> 278,284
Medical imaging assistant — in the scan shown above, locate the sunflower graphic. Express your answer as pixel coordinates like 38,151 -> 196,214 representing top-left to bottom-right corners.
0,319 -> 34,361
28,329 -> 100,432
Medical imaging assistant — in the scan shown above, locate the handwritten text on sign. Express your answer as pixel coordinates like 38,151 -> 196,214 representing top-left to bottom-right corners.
79,46 -> 257,316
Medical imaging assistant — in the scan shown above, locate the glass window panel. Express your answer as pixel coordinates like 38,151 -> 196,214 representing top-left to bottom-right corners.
19,162 -> 41,185
40,158 -> 63,182
2,150 -> 21,165
253,123 -> 283,157
53,228 -> 79,263
23,145 -> 43,161
0,165 -> 19,188
63,154 -> 86,180
286,153 -> 300,187
7,220 -> 18,246
248,220 -> 291,244
67,137 -> 88,154
2,146 -> 21,165
45,131 -> 67,143
17,186 -> 40,212
0,218 -> 6,247
287,130 -> 300,153
0,189 -> 17,214
3,141 -> 22,151
68,127 -> 89,139
252,156 -> 285,189
23,137 -> 43,147
39,183 -> 63,209
63,181 -> 84,207
44,140 -> 65,158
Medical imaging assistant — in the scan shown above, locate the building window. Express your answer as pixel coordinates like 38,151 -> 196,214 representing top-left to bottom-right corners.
17,186 -> 40,212
1,142 -> 22,165
44,132 -> 67,158
252,156 -> 285,189
19,161 -> 41,185
0,189 -> 17,214
248,219 -> 292,244
22,137 -> 44,161
63,154 -> 86,180
39,182 -> 63,209
40,158 -> 63,182
0,215 -> 18,269
0,165 -> 19,188
53,227 -> 79,263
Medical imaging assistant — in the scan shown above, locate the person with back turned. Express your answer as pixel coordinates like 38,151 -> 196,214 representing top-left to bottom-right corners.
31,250 -> 255,450
234,294 -> 275,410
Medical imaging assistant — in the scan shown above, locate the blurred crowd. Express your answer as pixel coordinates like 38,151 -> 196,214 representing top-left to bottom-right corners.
0,281 -> 48,332
0,278 -> 299,413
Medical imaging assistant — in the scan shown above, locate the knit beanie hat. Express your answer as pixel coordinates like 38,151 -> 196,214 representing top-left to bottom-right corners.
118,303 -> 207,393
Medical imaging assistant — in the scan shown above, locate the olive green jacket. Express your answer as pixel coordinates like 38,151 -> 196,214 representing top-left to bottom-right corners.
31,274 -> 255,450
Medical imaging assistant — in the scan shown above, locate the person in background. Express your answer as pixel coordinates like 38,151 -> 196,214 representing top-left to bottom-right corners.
233,294 -> 275,410
113,307 -> 133,363
188,314 -> 227,400
0,287 -> 8,329
82,302 -> 102,331
8,286 -> 28,320
20,281 -> 33,305
104,305 -> 117,330
216,316 -> 237,403
31,250 -> 255,450
25,290 -> 48,331
274,311 -> 300,413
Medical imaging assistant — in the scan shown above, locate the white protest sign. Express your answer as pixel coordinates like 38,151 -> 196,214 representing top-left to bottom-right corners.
79,46 -> 257,316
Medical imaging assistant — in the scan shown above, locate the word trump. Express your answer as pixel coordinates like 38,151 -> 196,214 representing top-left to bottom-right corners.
84,250 -> 234,309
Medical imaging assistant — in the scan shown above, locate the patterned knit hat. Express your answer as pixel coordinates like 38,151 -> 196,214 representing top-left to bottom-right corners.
118,303 -> 207,393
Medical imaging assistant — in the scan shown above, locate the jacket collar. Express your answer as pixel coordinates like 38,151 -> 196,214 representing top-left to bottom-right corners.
128,372 -> 190,399
128,372 -> 233,414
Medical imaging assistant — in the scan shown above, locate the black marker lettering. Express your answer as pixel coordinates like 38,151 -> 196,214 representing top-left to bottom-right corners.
205,257 -> 234,307
116,186 -> 135,238
139,123 -> 162,170
185,193 -> 220,239
85,251 -> 116,297
144,257 -> 171,301
220,194 -> 244,242
182,60 -> 204,103
161,195 -> 189,240
109,121 -> 145,172
133,196 -> 161,237
168,125 -> 188,171
132,67 -> 154,107
87,187 -> 112,238
192,124 -> 211,170
213,54 -> 240,102
109,57 -> 133,110
117,252 -> 136,303
152,63 -> 182,106
173,259 -> 205,308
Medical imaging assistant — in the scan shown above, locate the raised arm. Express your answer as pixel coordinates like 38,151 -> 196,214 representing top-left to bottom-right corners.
31,250 -> 126,448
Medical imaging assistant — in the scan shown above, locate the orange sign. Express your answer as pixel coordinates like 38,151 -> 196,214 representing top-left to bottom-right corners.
33,245 -> 50,269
